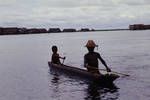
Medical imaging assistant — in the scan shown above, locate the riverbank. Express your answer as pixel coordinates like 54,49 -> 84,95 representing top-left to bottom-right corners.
0,27 -> 130,36
1,26 -> 150,36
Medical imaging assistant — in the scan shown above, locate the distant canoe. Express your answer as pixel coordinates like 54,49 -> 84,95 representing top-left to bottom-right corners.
48,62 -> 119,84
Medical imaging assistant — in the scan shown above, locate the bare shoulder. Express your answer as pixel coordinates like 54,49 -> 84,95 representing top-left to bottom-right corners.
94,52 -> 100,55
84,53 -> 88,56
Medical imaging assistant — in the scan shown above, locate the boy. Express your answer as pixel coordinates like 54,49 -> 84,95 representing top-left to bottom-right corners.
51,45 -> 65,64
84,40 -> 111,74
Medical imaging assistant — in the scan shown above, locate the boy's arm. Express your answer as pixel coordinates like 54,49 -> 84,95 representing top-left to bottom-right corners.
84,55 -> 87,67
98,53 -> 111,72
59,56 -> 66,59
57,53 -> 65,59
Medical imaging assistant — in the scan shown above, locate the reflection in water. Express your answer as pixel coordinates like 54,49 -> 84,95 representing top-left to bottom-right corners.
50,72 -> 119,100
85,82 -> 119,100
50,73 -> 61,99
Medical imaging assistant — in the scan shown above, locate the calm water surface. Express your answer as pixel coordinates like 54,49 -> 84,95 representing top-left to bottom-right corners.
0,31 -> 150,100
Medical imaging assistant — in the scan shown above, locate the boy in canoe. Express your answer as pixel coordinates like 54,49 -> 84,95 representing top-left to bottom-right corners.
51,45 -> 65,64
84,40 -> 111,74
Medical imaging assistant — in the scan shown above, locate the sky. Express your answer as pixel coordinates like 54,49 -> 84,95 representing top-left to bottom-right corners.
0,0 -> 150,29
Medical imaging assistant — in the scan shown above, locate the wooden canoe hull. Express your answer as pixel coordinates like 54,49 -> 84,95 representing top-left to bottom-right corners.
48,62 -> 119,84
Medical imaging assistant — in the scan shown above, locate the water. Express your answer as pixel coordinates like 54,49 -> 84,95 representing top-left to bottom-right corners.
0,30 -> 150,100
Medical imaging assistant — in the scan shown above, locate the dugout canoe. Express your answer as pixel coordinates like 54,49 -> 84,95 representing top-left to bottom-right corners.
48,62 -> 119,84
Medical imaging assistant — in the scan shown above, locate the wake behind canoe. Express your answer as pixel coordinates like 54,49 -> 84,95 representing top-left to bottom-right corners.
48,62 -> 119,84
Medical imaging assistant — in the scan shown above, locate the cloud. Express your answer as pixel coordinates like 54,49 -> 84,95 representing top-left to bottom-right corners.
0,0 -> 150,28
0,0 -> 17,5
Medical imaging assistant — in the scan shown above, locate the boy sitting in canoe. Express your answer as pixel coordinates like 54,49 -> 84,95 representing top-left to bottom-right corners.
84,40 -> 111,74
51,45 -> 65,64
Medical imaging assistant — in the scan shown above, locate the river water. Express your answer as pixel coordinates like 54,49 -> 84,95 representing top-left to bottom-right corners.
0,31 -> 150,100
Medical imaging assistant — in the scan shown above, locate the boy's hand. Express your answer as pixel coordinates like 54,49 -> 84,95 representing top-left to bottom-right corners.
106,67 -> 111,72
63,57 -> 66,59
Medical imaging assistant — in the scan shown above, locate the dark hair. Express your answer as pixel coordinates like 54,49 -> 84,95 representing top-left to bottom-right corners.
52,45 -> 58,52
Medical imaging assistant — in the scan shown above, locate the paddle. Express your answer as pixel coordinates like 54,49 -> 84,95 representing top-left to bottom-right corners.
98,68 -> 130,76
61,57 -> 66,65
86,66 -> 130,76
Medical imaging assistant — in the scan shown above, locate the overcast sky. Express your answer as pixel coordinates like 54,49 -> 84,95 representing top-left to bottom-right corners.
0,0 -> 150,29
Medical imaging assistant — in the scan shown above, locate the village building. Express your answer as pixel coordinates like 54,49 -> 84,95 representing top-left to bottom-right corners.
63,28 -> 76,32
27,28 -> 47,33
80,28 -> 90,32
0,27 -> 3,35
129,24 -> 150,30
144,25 -> 150,29
2,27 -> 19,35
48,28 -> 61,33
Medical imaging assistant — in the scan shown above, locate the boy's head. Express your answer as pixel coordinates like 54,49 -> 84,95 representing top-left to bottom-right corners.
85,40 -> 98,52
52,45 -> 58,53
85,40 -> 98,48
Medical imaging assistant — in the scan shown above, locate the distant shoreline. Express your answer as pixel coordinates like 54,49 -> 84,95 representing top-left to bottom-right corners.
93,29 -> 129,31
1,24 -> 150,35
0,27 -> 130,36
0,26 -> 150,36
